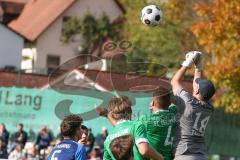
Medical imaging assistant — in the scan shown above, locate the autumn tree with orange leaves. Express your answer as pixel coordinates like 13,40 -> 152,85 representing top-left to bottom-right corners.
192,0 -> 240,112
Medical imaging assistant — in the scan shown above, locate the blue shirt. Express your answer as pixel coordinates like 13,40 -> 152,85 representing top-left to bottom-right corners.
47,139 -> 87,160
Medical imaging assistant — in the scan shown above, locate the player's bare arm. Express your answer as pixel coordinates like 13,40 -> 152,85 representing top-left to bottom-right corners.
171,66 -> 188,95
171,51 -> 202,95
137,142 -> 163,160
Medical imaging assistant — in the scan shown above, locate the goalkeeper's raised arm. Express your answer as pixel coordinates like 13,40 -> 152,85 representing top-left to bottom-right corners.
171,51 -> 202,95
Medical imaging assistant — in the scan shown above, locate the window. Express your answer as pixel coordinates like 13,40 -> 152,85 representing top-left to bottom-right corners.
47,55 -> 60,74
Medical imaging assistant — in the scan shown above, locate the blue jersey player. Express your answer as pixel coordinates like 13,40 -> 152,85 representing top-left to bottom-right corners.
47,115 -> 87,160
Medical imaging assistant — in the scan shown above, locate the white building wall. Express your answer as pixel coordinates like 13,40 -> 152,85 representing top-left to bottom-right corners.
34,0 -> 123,72
0,24 -> 24,69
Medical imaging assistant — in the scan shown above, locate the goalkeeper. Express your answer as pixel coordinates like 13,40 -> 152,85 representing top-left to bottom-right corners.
171,51 -> 215,160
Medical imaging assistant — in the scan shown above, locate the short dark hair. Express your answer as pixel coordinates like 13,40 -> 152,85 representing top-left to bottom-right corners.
81,125 -> 88,131
18,123 -> 24,127
153,89 -> 171,108
110,135 -> 134,160
153,88 -> 171,100
60,115 -> 83,138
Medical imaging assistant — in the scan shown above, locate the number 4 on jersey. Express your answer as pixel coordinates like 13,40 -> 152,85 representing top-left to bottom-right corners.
164,126 -> 174,146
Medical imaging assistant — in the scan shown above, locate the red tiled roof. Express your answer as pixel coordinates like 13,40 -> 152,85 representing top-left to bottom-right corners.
8,0 -> 76,41
0,0 -> 28,3
8,0 -> 125,42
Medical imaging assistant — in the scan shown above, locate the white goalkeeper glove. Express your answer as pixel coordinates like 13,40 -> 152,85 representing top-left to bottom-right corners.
182,51 -> 202,69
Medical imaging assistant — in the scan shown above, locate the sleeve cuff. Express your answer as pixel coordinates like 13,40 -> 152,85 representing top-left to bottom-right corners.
135,138 -> 149,145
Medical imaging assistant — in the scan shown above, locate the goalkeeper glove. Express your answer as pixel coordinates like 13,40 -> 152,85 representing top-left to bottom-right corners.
192,51 -> 203,71
182,51 -> 202,69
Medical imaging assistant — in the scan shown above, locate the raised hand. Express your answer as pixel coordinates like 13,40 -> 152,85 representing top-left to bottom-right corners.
182,51 -> 202,68
95,107 -> 108,117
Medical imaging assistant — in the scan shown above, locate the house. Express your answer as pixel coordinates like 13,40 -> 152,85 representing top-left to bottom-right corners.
7,0 -> 125,74
0,23 -> 24,70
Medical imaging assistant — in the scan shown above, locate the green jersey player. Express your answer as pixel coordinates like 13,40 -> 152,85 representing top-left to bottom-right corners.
96,96 -> 163,160
110,135 -> 134,160
140,90 -> 176,160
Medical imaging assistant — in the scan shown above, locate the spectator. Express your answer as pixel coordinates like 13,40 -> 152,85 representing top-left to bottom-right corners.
89,146 -> 102,160
26,146 -> 39,160
28,128 -> 36,142
78,125 -> 89,146
87,128 -> 95,154
35,126 -> 53,154
10,123 -> 28,152
79,125 -> 98,156
8,143 -> 26,160
42,141 -> 58,160
95,127 -> 108,151
0,138 -> 8,159
0,123 -> 9,146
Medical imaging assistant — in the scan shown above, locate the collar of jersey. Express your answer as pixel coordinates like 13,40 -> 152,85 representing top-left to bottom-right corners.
154,109 -> 169,114
116,120 -> 130,125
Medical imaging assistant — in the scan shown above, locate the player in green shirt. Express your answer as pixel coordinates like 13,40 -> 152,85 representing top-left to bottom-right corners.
110,134 -> 134,160
140,90 -> 177,160
97,95 -> 163,160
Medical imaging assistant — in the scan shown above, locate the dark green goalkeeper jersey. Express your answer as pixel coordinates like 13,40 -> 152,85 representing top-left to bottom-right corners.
140,105 -> 177,160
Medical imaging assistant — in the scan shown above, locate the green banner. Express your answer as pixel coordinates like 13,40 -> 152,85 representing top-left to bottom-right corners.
1,87 -> 240,157
0,87 -> 152,136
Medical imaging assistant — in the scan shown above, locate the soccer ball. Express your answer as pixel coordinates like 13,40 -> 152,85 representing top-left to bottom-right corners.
141,5 -> 163,26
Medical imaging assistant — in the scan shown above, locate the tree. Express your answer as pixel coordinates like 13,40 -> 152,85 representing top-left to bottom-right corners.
192,0 -> 240,112
119,0 -> 202,74
61,14 -> 122,55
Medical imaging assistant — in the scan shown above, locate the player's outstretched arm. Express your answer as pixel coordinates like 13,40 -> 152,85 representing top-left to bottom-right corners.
193,69 -> 204,89
95,107 -> 117,125
193,52 -> 204,88
95,107 -> 108,117
138,143 -> 163,160
171,51 -> 202,95
171,66 -> 188,95
193,51 -> 204,80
